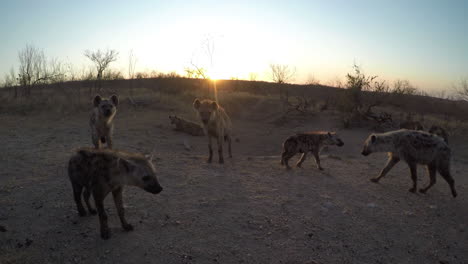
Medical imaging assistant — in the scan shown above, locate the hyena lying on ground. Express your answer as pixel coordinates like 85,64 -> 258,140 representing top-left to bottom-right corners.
361,129 -> 457,197
169,115 -> 205,136
193,98 -> 232,163
429,125 -> 449,144
281,131 -> 344,170
68,148 -> 163,239
399,120 -> 424,130
90,94 -> 118,149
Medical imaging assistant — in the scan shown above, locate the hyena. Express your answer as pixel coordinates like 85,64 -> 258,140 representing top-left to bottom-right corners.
428,125 -> 449,144
281,131 -> 344,170
361,129 -> 457,197
193,98 -> 232,164
169,115 -> 205,136
68,148 -> 163,239
399,120 -> 424,130
90,94 -> 118,149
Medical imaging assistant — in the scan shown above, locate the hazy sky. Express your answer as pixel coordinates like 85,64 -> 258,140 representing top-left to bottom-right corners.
1,0 -> 467,92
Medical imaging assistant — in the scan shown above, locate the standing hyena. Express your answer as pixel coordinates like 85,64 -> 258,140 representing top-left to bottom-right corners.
90,94 -> 118,149
361,129 -> 457,197
428,125 -> 449,144
193,98 -> 232,163
281,131 -> 344,170
68,148 -> 163,239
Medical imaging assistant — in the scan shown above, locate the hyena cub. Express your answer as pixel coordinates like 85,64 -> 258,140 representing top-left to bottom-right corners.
169,115 -> 205,136
68,148 -> 163,239
428,125 -> 449,144
193,98 -> 232,164
281,131 -> 344,170
361,129 -> 457,197
90,94 -> 118,149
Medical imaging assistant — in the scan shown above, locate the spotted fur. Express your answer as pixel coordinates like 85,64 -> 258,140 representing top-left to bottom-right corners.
281,131 -> 344,170
68,148 -> 163,239
90,94 -> 118,149
361,129 -> 457,197
193,98 -> 232,164
169,115 -> 205,136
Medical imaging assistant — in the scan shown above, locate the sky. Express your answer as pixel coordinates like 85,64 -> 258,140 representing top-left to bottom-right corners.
0,0 -> 467,93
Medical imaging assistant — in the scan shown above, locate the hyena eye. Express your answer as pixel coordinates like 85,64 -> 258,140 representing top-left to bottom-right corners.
142,175 -> 152,181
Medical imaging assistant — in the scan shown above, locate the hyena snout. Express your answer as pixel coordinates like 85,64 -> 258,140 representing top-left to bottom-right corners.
361,149 -> 370,156
144,181 -> 163,194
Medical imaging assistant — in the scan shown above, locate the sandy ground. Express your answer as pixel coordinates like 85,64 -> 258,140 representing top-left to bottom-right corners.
0,107 -> 467,264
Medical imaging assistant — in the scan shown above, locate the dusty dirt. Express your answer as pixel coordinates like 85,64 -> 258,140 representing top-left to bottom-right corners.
0,107 -> 467,264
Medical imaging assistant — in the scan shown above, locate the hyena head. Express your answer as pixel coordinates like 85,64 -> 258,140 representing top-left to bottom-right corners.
121,155 -> 163,194
361,134 -> 388,156
169,115 -> 179,125
324,132 -> 344,147
428,125 -> 448,143
93,94 -> 118,118
193,98 -> 218,125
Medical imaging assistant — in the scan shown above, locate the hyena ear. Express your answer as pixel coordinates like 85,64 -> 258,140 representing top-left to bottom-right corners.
193,98 -> 201,110
327,132 -> 332,137
117,158 -> 133,172
144,154 -> 154,162
110,94 -> 119,106
211,101 -> 218,110
371,135 -> 376,143
93,95 -> 102,107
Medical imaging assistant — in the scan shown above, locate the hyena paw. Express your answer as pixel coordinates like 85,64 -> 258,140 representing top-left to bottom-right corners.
419,188 -> 427,194
370,178 -> 379,183
123,223 -> 134,231
78,209 -> 87,217
408,187 -> 417,193
318,167 -> 324,171
296,163 -> 302,168
101,229 -> 111,240
89,209 -> 97,215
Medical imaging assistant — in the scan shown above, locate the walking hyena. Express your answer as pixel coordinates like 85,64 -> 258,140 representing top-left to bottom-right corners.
361,129 -> 457,197
90,94 -> 119,149
169,115 -> 205,136
68,148 -> 163,239
193,98 -> 232,164
428,125 -> 449,144
281,131 -> 344,170
399,120 -> 424,130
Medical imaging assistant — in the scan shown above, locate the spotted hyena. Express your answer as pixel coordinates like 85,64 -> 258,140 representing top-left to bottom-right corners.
169,115 -> 205,136
361,129 -> 457,197
399,120 -> 424,130
68,148 -> 163,239
281,131 -> 344,170
428,125 -> 449,144
90,94 -> 118,149
193,98 -> 232,164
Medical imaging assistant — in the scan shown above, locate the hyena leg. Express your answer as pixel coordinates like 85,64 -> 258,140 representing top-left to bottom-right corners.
217,135 -> 224,164
312,150 -> 323,170
93,192 -> 110,240
83,188 -> 97,215
371,156 -> 400,183
408,162 -> 418,193
92,133 -> 101,149
438,165 -> 457,198
112,187 -> 133,231
207,135 -> 213,163
72,183 -> 86,216
296,152 -> 307,168
227,135 -> 233,158
282,152 -> 296,170
419,163 -> 436,194
106,135 -> 113,149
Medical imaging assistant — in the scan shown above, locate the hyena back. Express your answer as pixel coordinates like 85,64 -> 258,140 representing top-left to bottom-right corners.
428,125 -> 449,144
169,115 -> 205,136
193,98 -> 232,164
361,129 -> 456,197
281,131 -> 344,170
68,148 -> 163,239
90,94 -> 118,149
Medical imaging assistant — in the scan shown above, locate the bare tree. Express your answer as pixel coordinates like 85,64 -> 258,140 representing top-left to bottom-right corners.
128,50 -> 137,80
17,44 -> 64,97
84,48 -> 119,92
454,78 -> 468,101
269,64 -> 296,84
